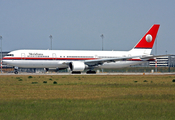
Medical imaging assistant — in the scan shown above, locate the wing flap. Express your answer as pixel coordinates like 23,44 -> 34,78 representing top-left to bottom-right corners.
141,54 -> 171,60
85,56 -> 140,66
85,54 -> 171,66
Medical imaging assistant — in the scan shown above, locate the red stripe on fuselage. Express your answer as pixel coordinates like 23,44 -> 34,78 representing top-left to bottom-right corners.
3,57 -> 155,61
3,57 -> 97,60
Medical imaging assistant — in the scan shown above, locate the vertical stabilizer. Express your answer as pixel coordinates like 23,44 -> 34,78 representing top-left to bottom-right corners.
134,24 -> 160,49
130,24 -> 160,55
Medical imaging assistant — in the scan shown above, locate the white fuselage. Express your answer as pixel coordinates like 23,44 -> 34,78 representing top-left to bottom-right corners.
3,49 -> 150,69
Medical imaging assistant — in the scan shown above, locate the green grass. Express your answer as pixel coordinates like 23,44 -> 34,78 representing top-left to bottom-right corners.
0,99 -> 175,120
0,75 -> 175,119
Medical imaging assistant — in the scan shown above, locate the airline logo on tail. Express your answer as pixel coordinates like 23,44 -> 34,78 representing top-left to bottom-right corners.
134,24 -> 160,49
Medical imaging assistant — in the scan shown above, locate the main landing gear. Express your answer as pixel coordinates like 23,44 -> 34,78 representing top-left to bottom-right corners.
71,71 -> 96,74
71,71 -> 81,74
86,70 -> 96,74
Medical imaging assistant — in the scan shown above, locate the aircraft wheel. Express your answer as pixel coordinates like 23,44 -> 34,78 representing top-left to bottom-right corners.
72,71 -> 81,74
86,71 -> 96,74
14,71 -> 18,74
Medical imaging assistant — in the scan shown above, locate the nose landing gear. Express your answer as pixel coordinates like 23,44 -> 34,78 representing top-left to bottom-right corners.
14,67 -> 18,74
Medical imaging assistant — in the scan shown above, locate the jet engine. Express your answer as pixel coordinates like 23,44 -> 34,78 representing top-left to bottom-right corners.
69,61 -> 86,72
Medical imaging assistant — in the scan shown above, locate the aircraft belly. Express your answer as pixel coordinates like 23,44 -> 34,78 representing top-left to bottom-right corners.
98,61 -> 144,69
3,60 -> 67,68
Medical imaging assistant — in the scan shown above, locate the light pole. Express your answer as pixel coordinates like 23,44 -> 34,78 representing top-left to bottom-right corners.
0,36 -> 2,73
49,35 -> 52,50
100,34 -> 104,73
100,34 -> 104,51
155,37 -> 157,72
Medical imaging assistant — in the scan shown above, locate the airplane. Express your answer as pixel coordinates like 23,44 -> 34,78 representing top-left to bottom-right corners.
3,24 -> 162,74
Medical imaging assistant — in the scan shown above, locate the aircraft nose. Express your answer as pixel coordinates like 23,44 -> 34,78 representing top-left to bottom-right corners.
1,59 -> 4,64
1,59 -> 7,64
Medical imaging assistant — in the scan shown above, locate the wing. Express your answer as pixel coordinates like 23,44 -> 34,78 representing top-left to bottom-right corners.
62,54 -> 171,68
61,56 -> 140,67
84,54 -> 171,66
140,54 -> 171,60
84,56 -> 140,66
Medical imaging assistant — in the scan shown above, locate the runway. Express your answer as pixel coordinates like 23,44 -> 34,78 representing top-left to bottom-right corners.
0,72 -> 175,75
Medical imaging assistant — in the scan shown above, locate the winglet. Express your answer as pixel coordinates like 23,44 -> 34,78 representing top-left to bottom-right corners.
134,24 -> 160,49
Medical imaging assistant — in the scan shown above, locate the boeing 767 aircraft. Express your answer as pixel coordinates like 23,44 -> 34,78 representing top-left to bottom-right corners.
3,24 -> 162,74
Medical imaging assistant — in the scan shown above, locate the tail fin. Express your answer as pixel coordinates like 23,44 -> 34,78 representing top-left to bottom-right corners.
134,24 -> 160,49
130,24 -> 160,55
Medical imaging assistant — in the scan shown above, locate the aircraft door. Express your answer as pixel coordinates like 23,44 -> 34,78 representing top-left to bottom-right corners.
21,53 -> 26,60
52,53 -> 56,60
95,55 -> 98,58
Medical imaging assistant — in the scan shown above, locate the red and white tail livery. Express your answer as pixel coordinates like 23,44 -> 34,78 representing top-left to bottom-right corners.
130,24 -> 160,56
135,24 -> 160,49
3,24 -> 163,74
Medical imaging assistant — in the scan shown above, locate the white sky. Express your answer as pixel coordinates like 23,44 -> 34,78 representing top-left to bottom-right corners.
0,0 -> 175,55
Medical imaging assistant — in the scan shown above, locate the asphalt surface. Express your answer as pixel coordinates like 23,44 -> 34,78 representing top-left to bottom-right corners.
0,72 -> 175,75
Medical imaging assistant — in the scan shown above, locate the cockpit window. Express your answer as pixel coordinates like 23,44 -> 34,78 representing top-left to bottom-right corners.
7,54 -> 14,57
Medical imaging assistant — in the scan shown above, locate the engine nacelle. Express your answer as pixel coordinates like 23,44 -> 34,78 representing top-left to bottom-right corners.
69,61 -> 86,72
